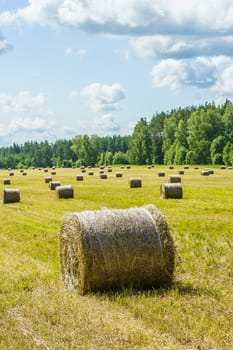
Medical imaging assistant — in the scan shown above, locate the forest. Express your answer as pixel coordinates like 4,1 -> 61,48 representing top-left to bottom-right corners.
0,100 -> 233,168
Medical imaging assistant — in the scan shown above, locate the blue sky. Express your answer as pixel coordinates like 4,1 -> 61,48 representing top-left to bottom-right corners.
0,0 -> 233,145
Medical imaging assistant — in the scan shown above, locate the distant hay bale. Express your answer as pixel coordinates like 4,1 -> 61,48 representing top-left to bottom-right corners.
107,168 -> 112,172
45,176 -> 52,183
51,171 -> 56,175
99,170 -> 105,174
205,168 -> 214,175
56,185 -> 74,199
194,167 -> 199,170
168,166 -> 174,170
9,172 -> 14,176
126,165 -> 131,169
81,169 -> 86,173
52,166 -> 56,170
49,181 -> 61,190
120,166 -> 125,169
19,169 -> 24,173
22,172 -> 27,176
115,172 -> 123,178
3,188 -> 20,203
76,175 -> 84,181
220,165 -> 226,169
44,169 -> 48,172
178,170 -> 184,175
99,165 -> 105,170
129,178 -> 142,188
88,171 -> 94,176
228,167 -> 232,170
169,175 -> 181,183
147,166 -> 152,169
3,178 -> 11,185
160,183 -> 183,199
183,165 -> 189,169
60,204 -> 175,294
158,171 -> 165,177
100,173 -> 107,179
201,170 -> 210,176
80,166 -> 85,170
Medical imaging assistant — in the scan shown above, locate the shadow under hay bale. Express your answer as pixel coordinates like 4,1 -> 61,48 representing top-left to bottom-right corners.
56,185 -> 74,199
129,178 -> 142,188
160,183 -> 183,199
3,178 -> 11,185
60,204 -> 175,294
169,175 -> 181,183
3,188 -> 20,203
49,181 -> 61,190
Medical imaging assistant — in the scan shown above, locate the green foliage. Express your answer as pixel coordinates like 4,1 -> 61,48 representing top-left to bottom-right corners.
129,118 -> 152,165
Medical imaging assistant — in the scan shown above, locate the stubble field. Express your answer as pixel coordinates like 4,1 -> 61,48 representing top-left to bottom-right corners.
0,165 -> 232,349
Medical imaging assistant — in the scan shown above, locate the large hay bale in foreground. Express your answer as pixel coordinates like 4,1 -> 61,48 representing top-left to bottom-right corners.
129,178 -> 142,188
160,183 -> 183,199
3,188 -> 20,203
56,185 -> 74,199
60,204 -> 175,294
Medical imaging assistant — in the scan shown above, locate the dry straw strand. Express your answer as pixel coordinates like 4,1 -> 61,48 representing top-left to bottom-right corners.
60,204 -> 175,294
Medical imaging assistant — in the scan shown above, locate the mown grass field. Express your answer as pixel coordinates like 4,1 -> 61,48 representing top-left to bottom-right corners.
0,166 -> 232,349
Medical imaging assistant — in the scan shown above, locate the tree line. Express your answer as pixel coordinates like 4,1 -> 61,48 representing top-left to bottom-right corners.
0,100 -> 233,168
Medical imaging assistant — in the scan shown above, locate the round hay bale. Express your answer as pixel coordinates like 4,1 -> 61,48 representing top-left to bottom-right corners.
81,169 -> 86,173
99,165 -> 105,170
201,170 -> 210,176
220,165 -> 226,169
107,168 -> 112,172
44,176 -> 52,184
49,181 -> 61,190
120,166 -> 125,169
3,188 -> 20,203
51,171 -> 56,175
22,172 -> 27,176
194,167 -> 199,170
129,178 -> 142,188
60,204 -> 175,294
160,183 -> 183,199
76,175 -> 84,181
44,168 -> 48,172
178,170 -> 184,175
168,166 -> 174,170
158,171 -> 165,177
228,167 -> 232,170
99,170 -> 105,174
169,175 -> 181,183
115,172 -> 123,178
56,185 -> 74,199
126,165 -> 131,169
9,172 -> 14,176
183,165 -> 189,169
147,166 -> 152,169
100,173 -> 107,179
3,178 -> 11,185
88,171 -> 94,176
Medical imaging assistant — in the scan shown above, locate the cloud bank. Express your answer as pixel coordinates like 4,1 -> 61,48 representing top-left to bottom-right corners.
1,1 -> 233,102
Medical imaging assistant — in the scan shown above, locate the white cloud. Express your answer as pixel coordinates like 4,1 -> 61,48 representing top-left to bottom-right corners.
92,114 -> 120,135
2,0 -> 233,36
0,37 -> 12,54
64,47 -> 87,57
69,90 -> 79,97
0,91 -> 46,114
151,57 -> 219,91
80,83 -> 125,113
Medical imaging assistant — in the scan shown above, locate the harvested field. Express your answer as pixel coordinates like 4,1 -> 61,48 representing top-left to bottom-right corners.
0,165 -> 232,349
